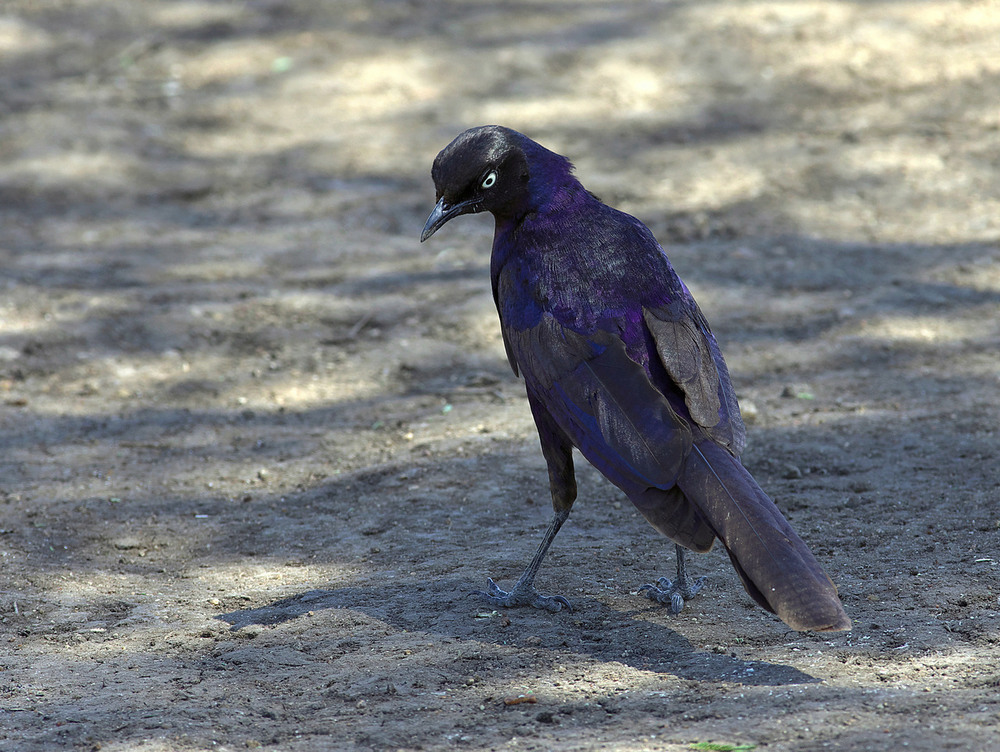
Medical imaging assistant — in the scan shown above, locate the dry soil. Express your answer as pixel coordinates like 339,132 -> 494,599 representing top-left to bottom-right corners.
1,2 -> 999,751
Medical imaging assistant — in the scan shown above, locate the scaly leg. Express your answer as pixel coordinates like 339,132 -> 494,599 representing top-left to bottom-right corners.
638,543 -> 706,613
477,507 -> 573,612
477,393 -> 576,612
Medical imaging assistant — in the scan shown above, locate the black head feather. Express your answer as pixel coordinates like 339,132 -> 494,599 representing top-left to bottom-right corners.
421,125 -> 573,240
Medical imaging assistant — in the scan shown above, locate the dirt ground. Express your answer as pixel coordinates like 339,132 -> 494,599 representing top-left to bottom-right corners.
2,1 -> 999,750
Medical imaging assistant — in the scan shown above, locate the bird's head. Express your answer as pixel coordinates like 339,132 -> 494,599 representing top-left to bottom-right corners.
421,125 -> 558,242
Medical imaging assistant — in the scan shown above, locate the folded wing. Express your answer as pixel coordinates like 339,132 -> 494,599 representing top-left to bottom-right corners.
503,311 -> 850,632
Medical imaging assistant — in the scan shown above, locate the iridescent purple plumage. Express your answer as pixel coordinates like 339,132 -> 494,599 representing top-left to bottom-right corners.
422,126 -> 849,632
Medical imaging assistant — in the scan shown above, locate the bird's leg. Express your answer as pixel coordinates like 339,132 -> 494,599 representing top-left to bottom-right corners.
638,543 -> 706,614
477,507 -> 573,612
477,394 -> 576,612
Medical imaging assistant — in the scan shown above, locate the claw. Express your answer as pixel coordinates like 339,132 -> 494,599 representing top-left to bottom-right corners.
638,574 -> 706,614
657,574 -> 705,601
542,593 -> 573,612
476,577 -> 573,612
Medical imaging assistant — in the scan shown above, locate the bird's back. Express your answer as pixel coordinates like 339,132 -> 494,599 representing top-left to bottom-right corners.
492,185 -> 743,450
494,187 -> 678,342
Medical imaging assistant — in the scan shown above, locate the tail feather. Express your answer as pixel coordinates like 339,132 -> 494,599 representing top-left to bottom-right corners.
633,486 -> 717,553
677,441 -> 850,632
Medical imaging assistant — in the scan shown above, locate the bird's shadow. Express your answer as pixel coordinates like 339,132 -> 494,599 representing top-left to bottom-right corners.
217,583 -> 819,687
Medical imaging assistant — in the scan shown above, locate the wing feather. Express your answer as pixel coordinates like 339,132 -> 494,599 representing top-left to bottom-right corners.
507,313 -> 690,492
643,303 -> 746,454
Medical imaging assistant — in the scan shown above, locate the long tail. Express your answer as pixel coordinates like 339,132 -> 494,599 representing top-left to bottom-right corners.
676,441 -> 850,632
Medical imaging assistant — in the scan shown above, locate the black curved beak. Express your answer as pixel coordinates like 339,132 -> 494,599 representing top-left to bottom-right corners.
420,197 -> 481,242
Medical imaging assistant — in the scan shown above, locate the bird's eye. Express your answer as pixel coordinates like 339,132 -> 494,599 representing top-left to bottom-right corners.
481,171 -> 497,189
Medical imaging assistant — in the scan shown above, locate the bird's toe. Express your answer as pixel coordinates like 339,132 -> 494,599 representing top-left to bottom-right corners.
475,578 -> 572,612
534,593 -> 572,612
638,582 -> 675,605
638,584 -> 687,613
678,575 -> 706,600
638,575 -> 706,613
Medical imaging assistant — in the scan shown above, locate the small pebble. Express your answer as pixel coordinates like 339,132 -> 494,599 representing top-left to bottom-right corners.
504,693 -> 537,706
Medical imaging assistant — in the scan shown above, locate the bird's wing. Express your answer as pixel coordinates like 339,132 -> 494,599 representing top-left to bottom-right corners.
504,312 -> 692,493
643,299 -> 746,455
507,311 -> 848,630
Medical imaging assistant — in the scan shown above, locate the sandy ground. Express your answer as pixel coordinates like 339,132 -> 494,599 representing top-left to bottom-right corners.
2,1 -> 1000,750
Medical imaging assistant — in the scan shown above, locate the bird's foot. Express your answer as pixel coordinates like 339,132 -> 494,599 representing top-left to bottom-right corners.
475,577 -> 572,613
638,575 -> 706,614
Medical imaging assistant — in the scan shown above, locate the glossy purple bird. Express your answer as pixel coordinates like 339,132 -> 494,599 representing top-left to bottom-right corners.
420,125 -> 850,632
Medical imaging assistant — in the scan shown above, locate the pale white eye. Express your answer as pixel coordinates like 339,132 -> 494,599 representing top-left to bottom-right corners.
481,171 -> 497,189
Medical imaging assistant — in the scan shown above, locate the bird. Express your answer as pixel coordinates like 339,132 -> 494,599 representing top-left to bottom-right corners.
420,125 -> 850,632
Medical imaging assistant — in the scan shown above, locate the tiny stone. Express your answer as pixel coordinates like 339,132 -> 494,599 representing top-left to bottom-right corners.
782,464 -> 803,479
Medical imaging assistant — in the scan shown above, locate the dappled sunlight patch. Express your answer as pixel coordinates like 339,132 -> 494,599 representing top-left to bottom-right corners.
259,372 -> 384,408
841,140 -> 948,180
689,0 -> 853,35
0,305 -> 55,337
176,37 -> 292,90
0,15 -> 53,57
310,49 -> 443,118
187,560 -> 347,597
4,151 -> 138,194
158,257 -> 267,283
930,256 -> 1000,294
147,0 -> 246,32
687,1 -> 1000,90
476,95 -> 624,132
588,58 -> 692,115
646,144 -> 770,214
854,315 -> 989,346
180,44 -> 445,161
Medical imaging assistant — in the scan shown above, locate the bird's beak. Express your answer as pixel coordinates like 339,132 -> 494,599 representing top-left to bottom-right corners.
420,196 -> 481,242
